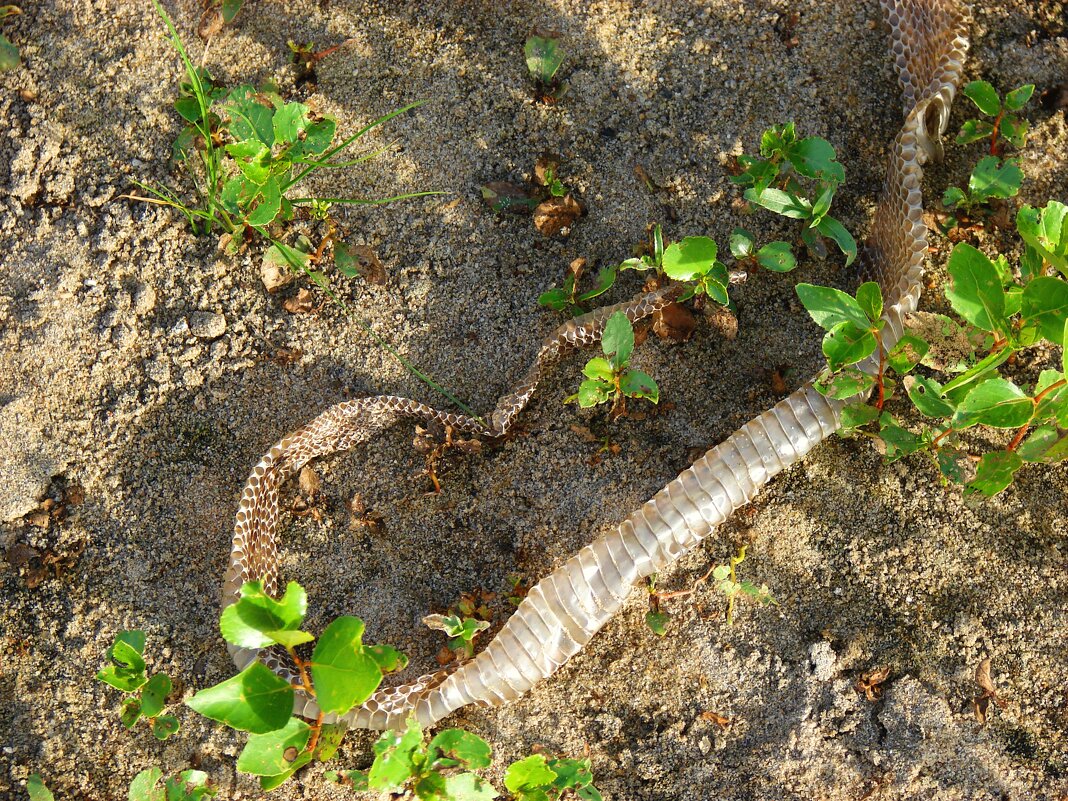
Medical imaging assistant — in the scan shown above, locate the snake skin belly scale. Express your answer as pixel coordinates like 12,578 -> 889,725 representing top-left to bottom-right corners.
223,0 -> 970,732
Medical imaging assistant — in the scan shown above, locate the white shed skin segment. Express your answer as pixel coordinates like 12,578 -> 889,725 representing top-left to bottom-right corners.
223,0 -> 970,731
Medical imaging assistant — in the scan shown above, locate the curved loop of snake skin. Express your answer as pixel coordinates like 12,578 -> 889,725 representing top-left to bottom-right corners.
223,0 -> 970,731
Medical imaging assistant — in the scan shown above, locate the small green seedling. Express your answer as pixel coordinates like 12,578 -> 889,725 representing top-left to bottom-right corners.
0,5 -> 19,72
538,260 -> 618,315
128,768 -> 217,801
568,311 -> 659,419
619,224 -> 731,304
732,123 -> 856,265
327,718 -> 497,799
1017,200 -> 1068,279
26,775 -> 53,801
729,227 -> 797,273
941,155 -> 1023,215
524,32 -> 567,103
956,81 -> 1035,155
646,546 -> 776,632
96,631 -> 181,740
505,754 -> 603,801
186,581 -> 407,789
137,0 -> 436,300
423,613 -> 491,661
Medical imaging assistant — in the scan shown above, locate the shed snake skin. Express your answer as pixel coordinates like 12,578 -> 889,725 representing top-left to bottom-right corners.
223,0 -> 970,731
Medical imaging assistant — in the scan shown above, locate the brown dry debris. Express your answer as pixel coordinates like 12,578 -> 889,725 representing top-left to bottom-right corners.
972,657 -> 1008,726
653,302 -> 696,342
533,195 -> 582,237
855,665 -> 891,702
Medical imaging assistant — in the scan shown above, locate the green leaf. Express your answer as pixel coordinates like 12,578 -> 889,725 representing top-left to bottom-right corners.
952,378 -> 1034,429
524,35 -> 565,83
840,402 -> 880,429
538,288 -> 572,312
786,136 -> 844,183
27,775 -> 55,801
443,772 -> 500,801
366,644 -> 408,674
368,723 -> 423,791
942,186 -> 967,208
263,243 -> 310,276
887,334 -> 929,374
822,321 -> 878,370
1000,116 -> 1029,150
620,370 -> 659,403
795,283 -> 872,331
814,367 -> 876,399
220,0 -> 244,23
744,187 -> 812,219
549,758 -> 594,791
1016,201 -> 1068,272
756,241 -> 796,272
601,311 -> 634,369
220,176 -> 257,215
729,228 -> 755,259
220,581 -> 311,650
732,158 -> 779,192
810,183 -> 835,223
300,118 -> 337,156
128,768 -> 164,801
120,697 -> 143,729
644,610 -> 669,636
237,717 -> 311,776
245,178 -> 282,226
760,122 -> 796,157
259,753 -> 312,791
956,119 -> 995,145
945,243 -> 1007,334
653,224 -> 665,264
505,755 -> 558,794
573,265 -> 615,303
273,102 -> 311,145
963,80 -> 1001,116
1021,277 -> 1068,344
1017,425 -> 1068,464
224,87 -> 275,146
583,357 -> 614,381
966,450 -> 1023,496
662,236 -> 717,280
969,155 -> 1022,201
185,661 -> 294,734
855,282 -> 883,324
310,616 -> 383,714
814,215 -> 857,266
878,415 -> 927,460
936,448 -> 967,484
1003,84 -> 1035,111
428,729 -> 493,770
151,714 -> 180,740
96,632 -> 149,692
0,32 -> 20,73
576,379 -> 612,408
905,375 -> 956,417
174,95 -> 203,124
140,672 -> 172,718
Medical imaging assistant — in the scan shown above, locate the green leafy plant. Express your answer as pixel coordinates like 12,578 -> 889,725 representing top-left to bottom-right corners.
0,5 -> 19,73
504,754 -> 603,801
942,81 -> 1034,219
127,768 -> 217,801
567,311 -> 659,418
327,718 -> 498,799
424,613 -> 491,661
620,225 -> 731,304
646,545 -> 777,633
524,32 -> 566,103
732,123 -> 856,265
185,581 -> 407,789
26,775 -> 53,801
136,0 -> 435,298
956,81 -> 1035,155
799,231 -> 1068,496
538,260 -> 618,314
1017,200 -> 1067,279
96,631 -> 181,740
728,227 -> 797,273
205,0 -> 244,27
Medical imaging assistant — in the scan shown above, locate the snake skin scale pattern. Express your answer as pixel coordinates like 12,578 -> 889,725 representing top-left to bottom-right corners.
223,0 -> 970,732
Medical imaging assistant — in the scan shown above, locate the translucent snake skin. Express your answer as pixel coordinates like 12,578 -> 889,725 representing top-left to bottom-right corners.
223,0 -> 970,731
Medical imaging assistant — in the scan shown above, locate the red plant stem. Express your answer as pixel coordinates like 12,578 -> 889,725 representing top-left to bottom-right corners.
989,110 -> 1004,156
306,712 -> 325,755
931,427 -> 955,449
875,341 -> 887,411
654,561 -> 719,601
1007,425 -> 1029,452
1007,378 -> 1067,452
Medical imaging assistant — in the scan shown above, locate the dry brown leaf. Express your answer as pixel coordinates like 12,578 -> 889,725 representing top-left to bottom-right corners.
972,657 -> 1007,725
196,8 -> 223,39
705,305 -> 738,340
25,510 -> 51,528
481,181 -> 536,215
533,195 -> 582,237
260,257 -> 296,293
855,665 -> 891,702
975,658 -> 996,695
652,302 -> 696,342
569,424 -> 598,442
700,711 -> 731,728
568,257 -> 587,279
283,288 -> 316,314
6,543 -> 40,567
349,245 -> 387,285
298,466 -> 320,497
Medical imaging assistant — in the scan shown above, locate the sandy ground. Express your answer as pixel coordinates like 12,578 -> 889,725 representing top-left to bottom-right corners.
2,0 -> 1068,799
